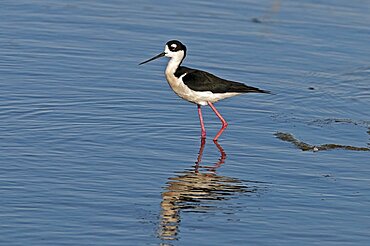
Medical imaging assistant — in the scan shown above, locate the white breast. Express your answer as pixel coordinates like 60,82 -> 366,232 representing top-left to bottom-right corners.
165,71 -> 240,106
163,51 -> 241,105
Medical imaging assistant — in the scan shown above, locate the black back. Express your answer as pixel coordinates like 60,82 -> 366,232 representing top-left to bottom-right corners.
175,66 -> 269,94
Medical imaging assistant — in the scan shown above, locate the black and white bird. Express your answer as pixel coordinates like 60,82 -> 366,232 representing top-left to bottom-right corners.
139,40 -> 269,141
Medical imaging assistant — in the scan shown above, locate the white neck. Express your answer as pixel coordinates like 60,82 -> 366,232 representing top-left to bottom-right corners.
165,50 -> 185,75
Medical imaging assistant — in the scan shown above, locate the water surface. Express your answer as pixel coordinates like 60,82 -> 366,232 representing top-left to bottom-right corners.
1,0 -> 369,245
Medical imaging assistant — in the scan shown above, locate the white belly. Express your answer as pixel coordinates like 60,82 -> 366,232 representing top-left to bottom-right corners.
165,72 -> 240,106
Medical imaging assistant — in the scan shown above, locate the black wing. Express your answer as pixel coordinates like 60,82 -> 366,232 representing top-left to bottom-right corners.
175,66 -> 269,94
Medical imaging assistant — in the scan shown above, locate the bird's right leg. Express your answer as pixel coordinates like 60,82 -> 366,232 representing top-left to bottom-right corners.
197,104 -> 206,139
208,102 -> 228,141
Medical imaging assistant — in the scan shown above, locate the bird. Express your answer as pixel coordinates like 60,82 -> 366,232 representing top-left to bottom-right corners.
139,40 -> 269,141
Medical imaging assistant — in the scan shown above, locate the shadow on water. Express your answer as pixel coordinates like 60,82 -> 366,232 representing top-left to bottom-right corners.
158,139 -> 261,242
275,126 -> 370,152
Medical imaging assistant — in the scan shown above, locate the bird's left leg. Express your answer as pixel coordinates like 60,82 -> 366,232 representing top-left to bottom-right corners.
197,104 -> 207,139
208,102 -> 228,141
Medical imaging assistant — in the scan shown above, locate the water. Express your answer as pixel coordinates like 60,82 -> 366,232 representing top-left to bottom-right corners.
1,0 -> 369,245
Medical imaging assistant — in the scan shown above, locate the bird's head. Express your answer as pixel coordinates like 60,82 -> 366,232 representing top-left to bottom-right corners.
139,40 -> 187,65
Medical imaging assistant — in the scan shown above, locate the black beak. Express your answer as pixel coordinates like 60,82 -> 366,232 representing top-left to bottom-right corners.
139,52 -> 166,65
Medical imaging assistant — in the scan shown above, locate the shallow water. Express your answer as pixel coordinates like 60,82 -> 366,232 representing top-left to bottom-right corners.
1,0 -> 369,245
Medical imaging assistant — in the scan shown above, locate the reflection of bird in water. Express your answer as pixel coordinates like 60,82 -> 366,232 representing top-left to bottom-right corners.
158,139 -> 261,241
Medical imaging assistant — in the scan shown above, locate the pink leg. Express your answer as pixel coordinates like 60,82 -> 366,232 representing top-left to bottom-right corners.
197,105 -> 206,139
208,102 -> 228,141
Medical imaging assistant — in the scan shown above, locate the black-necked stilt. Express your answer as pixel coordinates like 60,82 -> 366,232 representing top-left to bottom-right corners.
139,40 -> 269,141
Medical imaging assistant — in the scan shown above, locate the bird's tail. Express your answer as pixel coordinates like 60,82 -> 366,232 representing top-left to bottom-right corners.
246,86 -> 271,94
230,82 -> 271,94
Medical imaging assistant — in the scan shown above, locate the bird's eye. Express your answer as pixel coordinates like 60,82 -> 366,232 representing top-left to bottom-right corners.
170,44 -> 177,50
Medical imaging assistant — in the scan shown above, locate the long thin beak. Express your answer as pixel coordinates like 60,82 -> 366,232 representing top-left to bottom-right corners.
139,52 -> 166,65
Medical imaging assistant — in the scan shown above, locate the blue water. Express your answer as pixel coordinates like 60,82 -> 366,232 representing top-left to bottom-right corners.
1,0 -> 369,245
